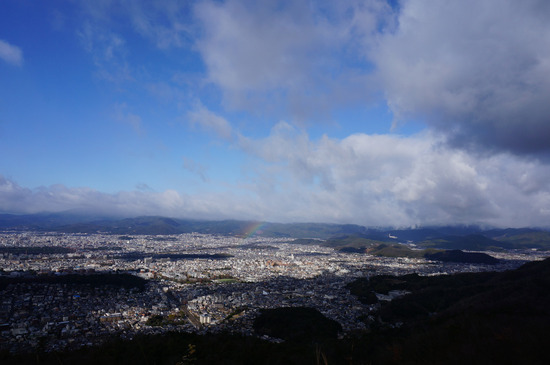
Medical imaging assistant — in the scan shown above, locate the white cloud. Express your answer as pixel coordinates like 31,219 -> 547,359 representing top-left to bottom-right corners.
0,39 -> 23,66
112,102 -> 144,135
193,0 -> 388,121
182,156 -> 209,182
77,21 -> 133,83
3,125 -> 550,228
0,175 -> 249,221
77,0 -> 192,56
237,125 -> 550,227
125,0 -> 192,49
79,0 -> 191,49
135,183 -> 153,192
187,103 -> 233,140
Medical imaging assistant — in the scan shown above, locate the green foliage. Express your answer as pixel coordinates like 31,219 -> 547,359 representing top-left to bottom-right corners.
213,278 -> 239,283
418,234 -> 511,251
175,344 -> 196,365
424,249 -> 499,264
146,310 -> 188,327
491,230 -> 550,250
346,279 -> 379,304
369,244 -> 426,258
223,306 -> 248,322
325,236 -> 442,259
145,315 -> 166,327
289,238 -> 325,245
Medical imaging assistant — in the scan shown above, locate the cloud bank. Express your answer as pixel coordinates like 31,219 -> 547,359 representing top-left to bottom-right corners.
193,0 -> 550,156
3,126 -> 550,227
194,0 -> 386,121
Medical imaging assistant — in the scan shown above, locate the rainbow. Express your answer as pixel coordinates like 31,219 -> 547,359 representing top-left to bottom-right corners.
243,221 -> 267,239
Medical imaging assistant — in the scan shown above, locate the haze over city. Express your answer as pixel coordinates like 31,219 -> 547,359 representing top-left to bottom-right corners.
2,0 -> 550,227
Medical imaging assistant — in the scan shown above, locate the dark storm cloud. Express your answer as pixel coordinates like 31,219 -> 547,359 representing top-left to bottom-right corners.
375,0 -> 550,156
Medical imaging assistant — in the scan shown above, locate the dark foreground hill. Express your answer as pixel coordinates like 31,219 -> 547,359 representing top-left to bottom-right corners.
3,258 -> 550,364
253,307 -> 342,342
347,257 -> 550,364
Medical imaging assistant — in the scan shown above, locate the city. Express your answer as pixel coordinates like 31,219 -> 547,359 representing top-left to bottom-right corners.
0,231 -> 543,354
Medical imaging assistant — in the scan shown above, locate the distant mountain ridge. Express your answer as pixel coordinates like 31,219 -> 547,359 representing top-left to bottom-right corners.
1,213 -> 549,250
0,213 -> 371,238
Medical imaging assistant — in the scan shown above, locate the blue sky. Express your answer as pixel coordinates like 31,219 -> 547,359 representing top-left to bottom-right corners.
1,0 -> 550,227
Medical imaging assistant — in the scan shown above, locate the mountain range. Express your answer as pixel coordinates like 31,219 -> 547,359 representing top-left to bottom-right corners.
1,213 -> 550,250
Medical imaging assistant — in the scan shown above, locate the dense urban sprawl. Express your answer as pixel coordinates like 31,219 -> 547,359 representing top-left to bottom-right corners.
0,231 -> 543,353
